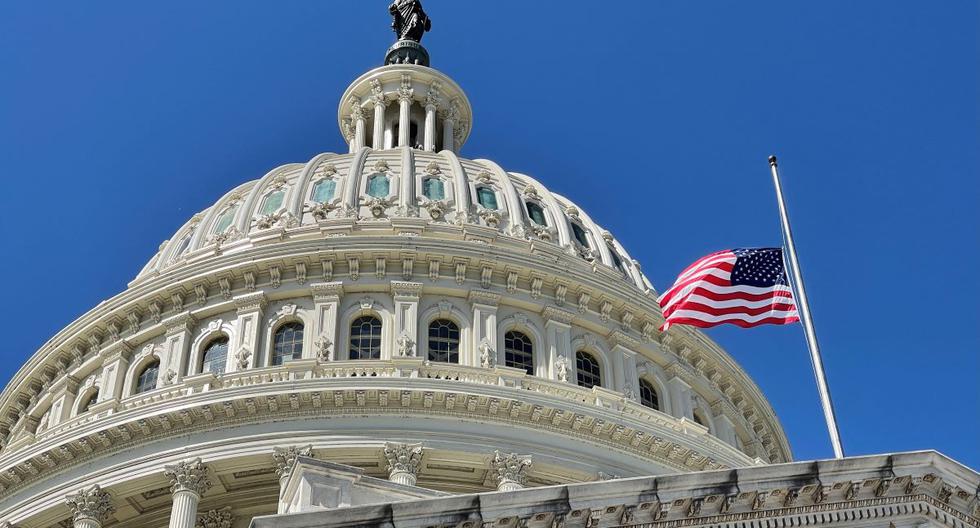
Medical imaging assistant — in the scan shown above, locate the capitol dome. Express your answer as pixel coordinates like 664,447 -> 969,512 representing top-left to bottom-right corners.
0,23 -> 794,528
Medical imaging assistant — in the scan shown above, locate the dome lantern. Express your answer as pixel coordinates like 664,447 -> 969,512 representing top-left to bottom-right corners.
338,1 -> 471,153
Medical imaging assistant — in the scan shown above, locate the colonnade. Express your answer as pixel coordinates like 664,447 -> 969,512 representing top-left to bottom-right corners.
59,443 -> 533,527
346,74 -> 462,153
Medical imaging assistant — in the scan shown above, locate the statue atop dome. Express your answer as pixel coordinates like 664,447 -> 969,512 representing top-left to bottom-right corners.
389,0 -> 431,43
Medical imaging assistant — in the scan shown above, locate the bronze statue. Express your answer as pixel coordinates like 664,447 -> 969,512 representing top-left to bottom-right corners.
389,0 -> 432,42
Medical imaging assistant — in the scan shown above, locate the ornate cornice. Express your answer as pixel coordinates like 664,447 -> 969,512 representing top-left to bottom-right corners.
541,306 -> 576,325
310,281 -> 344,301
468,290 -> 500,307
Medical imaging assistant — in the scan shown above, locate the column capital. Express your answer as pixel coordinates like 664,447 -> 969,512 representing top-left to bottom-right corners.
347,96 -> 365,122
608,330 -> 641,352
370,79 -> 389,108
424,81 -> 441,110
195,507 -> 234,528
163,312 -> 197,335
542,306 -> 576,325
468,290 -> 500,307
390,281 -> 423,299
165,458 -> 212,497
383,442 -> 424,484
233,292 -> 266,314
272,445 -> 314,481
490,451 -> 532,491
65,484 -> 114,524
310,281 -> 344,301
397,74 -> 414,103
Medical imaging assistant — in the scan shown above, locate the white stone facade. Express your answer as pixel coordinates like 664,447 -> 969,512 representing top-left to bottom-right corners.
1,21 -> 972,528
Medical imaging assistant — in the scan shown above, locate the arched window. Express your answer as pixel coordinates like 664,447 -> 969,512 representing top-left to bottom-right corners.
504,331 -> 534,375
172,234 -> 192,261
571,222 -> 590,248
312,179 -> 337,202
427,319 -> 460,363
575,351 -> 601,389
79,389 -> 99,414
693,409 -> 709,429
476,187 -> 498,209
366,173 -> 390,198
201,336 -> 229,374
422,178 -> 445,200
639,379 -> 660,411
526,202 -> 547,226
134,360 -> 160,395
350,316 -> 382,359
272,322 -> 304,366
212,205 -> 238,234
260,189 -> 285,215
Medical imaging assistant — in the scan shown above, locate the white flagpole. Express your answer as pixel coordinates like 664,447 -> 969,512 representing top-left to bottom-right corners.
768,155 -> 845,459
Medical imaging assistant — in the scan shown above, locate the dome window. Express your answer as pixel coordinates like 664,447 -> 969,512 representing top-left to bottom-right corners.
78,389 -> 99,414
260,189 -> 285,215
639,379 -> 660,411
366,173 -> 390,198
476,187 -> 498,210
272,322 -> 304,366
427,319 -> 460,363
212,205 -> 238,234
526,202 -> 547,226
504,331 -> 534,375
422,177 -> 445,200
134,360 -> 160,395
172,234 -> 192,261
201,336 -> 229,374
575,351 -> 602,389
571,222 -> 590,248
312,179 -> 337,203
350,315 -> 382,359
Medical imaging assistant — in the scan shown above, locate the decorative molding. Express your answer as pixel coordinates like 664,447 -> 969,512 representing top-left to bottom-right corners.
491,451 -> 532,490
196,507 -> 234,528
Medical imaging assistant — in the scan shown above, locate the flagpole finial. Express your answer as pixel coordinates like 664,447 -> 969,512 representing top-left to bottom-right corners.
768,155 -> 778,167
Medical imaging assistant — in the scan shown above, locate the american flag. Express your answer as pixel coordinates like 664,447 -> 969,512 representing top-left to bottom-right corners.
658,248 -> 800,331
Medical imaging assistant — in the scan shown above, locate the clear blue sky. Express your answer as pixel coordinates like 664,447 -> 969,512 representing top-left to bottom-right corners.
1,2 -> 976,468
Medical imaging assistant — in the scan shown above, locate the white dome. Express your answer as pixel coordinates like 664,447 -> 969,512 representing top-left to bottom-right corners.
0,60 -> 791,527
138,148 -> 654,297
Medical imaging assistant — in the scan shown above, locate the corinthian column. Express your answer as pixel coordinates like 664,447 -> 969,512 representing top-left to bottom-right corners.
370,79 -> 387,149
383,442 -> 424,486
65,484 -> 114,528
397,74 -> 414,147
273,445 -> 314,514
490,451 -> 532,492
423,81 -> 441,151
164,458 -> 212,528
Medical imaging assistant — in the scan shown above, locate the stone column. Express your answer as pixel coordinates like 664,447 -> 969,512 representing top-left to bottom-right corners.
273,445 -> 314,514
391,282 -> 423,358
230,292 -> 265,371
164,458 -> 212,528
99,343 -> 133,405
162,312 -> 195,383
423,81 -> 441,151
370,80 -> 387,149
348,97 -> 366,151
490,451 -> 532,492
48,375 -> 80,426
666,365 -> 694,420
310,282 -> 343,361
441,116 -> 455,153
469,291 -> 501,367
397,74 -> 413,147
542,308 -> 575,380
383,442 -> 424,486
65,484 -> 114,528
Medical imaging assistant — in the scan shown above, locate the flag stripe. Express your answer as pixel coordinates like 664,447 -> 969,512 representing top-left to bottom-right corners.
658,248 -> 799,332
